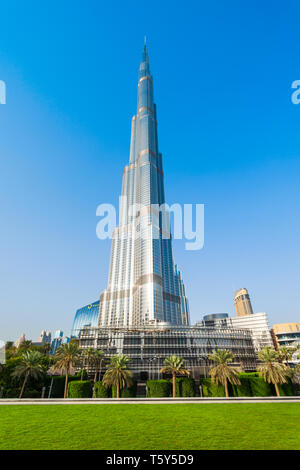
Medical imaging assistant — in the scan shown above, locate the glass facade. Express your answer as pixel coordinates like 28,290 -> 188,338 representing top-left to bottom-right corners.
79,324 -> 257,379
71,301 -> 100,338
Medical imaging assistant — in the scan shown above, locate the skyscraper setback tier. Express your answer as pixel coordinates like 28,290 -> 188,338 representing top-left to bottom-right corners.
99,44 -> 190,328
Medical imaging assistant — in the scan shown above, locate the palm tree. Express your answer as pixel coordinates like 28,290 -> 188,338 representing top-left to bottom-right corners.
277,346 -> 296,367
82,348 -> 96,378
208,349 -> 240,398
93,349 -> 105,383
54,342 -> 81,398
258,347 -> 288,397
102,355 -> 133,398
18,340 -> 33,352
160,356 -> 190,398
12,350 -> 44,398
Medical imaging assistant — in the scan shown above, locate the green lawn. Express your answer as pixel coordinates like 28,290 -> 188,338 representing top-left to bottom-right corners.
0,403 -> 299,450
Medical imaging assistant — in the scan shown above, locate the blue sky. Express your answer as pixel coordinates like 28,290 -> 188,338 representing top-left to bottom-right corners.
1,0 -> 300,341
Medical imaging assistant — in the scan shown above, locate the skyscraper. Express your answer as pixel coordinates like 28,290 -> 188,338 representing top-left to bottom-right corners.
99,43 -> 189,328
234,288 -> 254,317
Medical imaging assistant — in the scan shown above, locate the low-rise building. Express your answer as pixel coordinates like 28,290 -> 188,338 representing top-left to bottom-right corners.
273,322 -> 300,347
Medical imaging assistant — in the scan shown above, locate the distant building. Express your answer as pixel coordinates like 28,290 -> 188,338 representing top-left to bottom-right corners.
202,313 -> 229,325
229,313 -> 273,351
273,322 -> 300,347
0,341 -> 5,364
71,301 -> 100,338
14,333 -> 26,348
202,312 -> 273,352
175,265 -> 190,325
50,330 -> 64,355
234,288 -> 254,317
37,330 -> 51,344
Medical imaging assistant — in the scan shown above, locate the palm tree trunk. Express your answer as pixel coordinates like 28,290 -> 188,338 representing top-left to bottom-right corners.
172,373 -> 176,398
94,367 -> 98,383
224,379 -> 229,398
19,370 -> 29,399
117,381 -> 120,399
274,382 -> 280,397
64,367 -> 69,399
99,361 -> 102,381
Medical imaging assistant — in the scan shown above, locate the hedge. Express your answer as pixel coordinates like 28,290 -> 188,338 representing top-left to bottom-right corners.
67,380 -> 91,398
4,388 -> 41,398
200,378 -> 226,397
231,377 -> 252,397
94,381 -> 111,398
49,373 -> 86,398
112,380 -> 137,398
199,374 -> 291,397
277,379 -> 295,397
172,378 -> 196,397
146,379 -> 171,397
248,377 -> 273,397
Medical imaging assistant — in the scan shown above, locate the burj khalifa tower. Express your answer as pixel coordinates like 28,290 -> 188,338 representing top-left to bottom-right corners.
99,42 -> 190,328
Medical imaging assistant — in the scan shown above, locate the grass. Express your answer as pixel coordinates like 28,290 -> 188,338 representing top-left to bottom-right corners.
1,403 -> 300,450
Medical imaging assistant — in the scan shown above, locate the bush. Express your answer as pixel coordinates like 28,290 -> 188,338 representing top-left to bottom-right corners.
49,374 -> 84,398
172,377 -> 196,397
146,380 -> 171,397
249,377 -> 273,397
4,388 -> 41,398
181,377 -> 196,397
67,380 -> 91,398
113,380 -> 137,398
277,379 -> 295,396
231,375 -> 252,397
199,378 -> 226,397
94,381 -> 111,398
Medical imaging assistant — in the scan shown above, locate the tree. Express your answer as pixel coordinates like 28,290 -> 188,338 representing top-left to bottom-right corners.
54,343 -> 81,398
258,347 -> 288,397
277,346 -> 296,367
18,340 -> 33,352
93,350 -> 105,383
160,356 -> 190,398
12,350 -> 44,398
208,349 -> 240,398
82,348 -> 96,378
102,355 -> 133,398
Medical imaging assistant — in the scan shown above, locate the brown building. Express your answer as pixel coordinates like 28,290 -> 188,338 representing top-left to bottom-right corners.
234,288 -> 254,317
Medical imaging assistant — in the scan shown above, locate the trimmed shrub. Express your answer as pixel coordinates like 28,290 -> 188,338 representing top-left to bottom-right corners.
277,379 -> 295,397
199,378 -> 226,397
172,377 -> 196,397
112,380 -> 137,398
181,377 -> 196,397
50,376 -> 66,398
146,379 -> 171,397
249,377 -> 273,397
94,381 -> 111,398
4,388 -> 41,398
231,375 -> 252,397
49,374 -> 84,398
67,380 -> 91,398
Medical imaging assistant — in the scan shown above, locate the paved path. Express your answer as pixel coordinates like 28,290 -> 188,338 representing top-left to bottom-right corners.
1,397 -> 300,405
